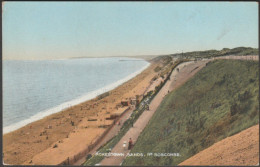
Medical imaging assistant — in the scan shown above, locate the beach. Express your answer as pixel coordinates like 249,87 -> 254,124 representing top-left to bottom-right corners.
3,59 -> 161,165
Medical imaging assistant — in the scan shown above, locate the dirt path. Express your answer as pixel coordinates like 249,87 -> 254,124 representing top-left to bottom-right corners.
179,124 -> 259,166
169,60 -> 210,91
99,60 -> 210,166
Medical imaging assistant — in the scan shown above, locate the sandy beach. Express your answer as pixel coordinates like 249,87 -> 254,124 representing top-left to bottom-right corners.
3,58 -> 164,165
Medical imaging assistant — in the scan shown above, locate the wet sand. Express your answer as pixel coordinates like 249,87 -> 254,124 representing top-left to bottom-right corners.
3,60 -> 163,165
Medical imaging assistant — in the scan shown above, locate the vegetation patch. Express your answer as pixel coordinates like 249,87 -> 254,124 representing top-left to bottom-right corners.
123,59 -> 259,166
154,66 -> 162,72
171,47 -> 258,59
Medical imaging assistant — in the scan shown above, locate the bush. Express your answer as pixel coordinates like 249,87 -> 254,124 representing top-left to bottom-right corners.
230,103 -> 239,116
238,90 -> 251,102
154,66 -> 162,72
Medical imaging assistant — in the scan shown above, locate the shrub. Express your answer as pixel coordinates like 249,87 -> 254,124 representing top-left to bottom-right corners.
230,102 -> 239,116
154,66 -> 162,72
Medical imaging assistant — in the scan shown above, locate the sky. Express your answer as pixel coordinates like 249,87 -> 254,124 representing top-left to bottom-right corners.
2,2 -> 259,60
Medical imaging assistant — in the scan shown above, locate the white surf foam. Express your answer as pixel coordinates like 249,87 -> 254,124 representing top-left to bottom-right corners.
3,62 -> 150,134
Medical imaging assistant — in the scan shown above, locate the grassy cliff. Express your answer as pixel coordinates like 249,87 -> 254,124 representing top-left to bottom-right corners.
123,59 -> 259,166
171,47 -> 258,59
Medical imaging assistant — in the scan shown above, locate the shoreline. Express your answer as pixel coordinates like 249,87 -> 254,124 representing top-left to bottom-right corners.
3,62 -> 150,135
3,59 -> 160,165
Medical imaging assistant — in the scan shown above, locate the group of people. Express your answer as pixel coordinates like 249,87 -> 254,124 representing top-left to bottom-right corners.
145,103 -> 150,110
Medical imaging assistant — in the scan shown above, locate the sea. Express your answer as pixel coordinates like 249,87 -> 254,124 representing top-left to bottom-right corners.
3,57 -> 150,134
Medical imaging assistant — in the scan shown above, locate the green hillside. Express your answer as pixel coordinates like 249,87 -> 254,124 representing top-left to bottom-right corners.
123,59 -> 259,166
171,47 -> 258,59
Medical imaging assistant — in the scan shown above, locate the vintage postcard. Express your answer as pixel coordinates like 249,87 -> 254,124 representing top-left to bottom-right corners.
2,2 -> 259,166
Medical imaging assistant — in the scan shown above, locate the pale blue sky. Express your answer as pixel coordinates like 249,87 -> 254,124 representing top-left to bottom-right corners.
3,2 -> 258,60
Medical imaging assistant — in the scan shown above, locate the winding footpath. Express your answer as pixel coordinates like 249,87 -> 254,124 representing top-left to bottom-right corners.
99,60 -> 210,165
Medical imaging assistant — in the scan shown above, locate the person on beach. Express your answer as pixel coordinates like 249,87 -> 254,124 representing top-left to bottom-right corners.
71,121 -> 74,126
128,138 -> 133,150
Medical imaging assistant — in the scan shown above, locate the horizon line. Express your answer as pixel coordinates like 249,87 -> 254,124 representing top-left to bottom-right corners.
3,46 -> 258,61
